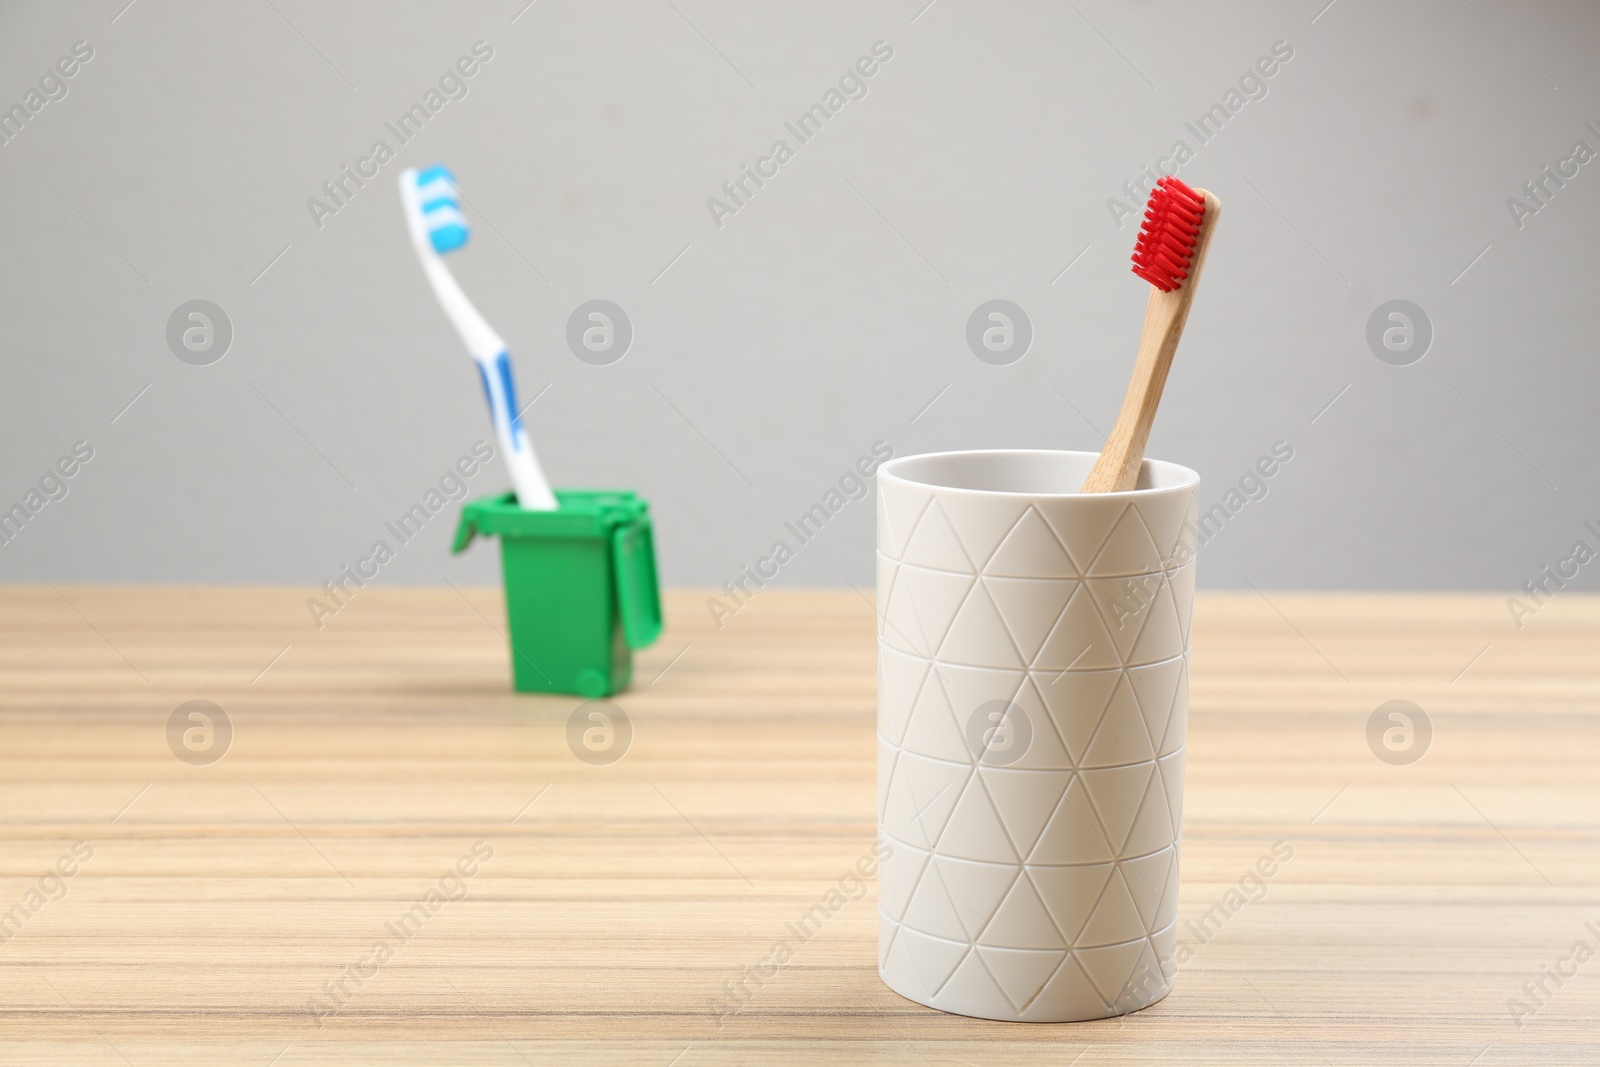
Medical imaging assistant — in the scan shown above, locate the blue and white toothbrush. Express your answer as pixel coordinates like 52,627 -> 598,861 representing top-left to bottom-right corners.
399,164 -> 557,510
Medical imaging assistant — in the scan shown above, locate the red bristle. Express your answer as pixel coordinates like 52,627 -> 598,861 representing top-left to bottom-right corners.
1131,176 -> 1206,292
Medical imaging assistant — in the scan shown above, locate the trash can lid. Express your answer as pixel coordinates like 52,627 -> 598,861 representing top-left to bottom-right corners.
451,490 -> 648,551
451,489 -> 664,653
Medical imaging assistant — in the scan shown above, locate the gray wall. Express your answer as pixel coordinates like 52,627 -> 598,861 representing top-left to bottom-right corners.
3,0 -> 1597,593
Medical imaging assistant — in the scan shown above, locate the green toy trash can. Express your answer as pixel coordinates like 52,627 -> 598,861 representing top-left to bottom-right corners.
451,490 -> 663,697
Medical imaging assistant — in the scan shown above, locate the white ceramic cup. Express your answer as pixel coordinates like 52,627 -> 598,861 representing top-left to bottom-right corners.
875,449 -> 1198,1022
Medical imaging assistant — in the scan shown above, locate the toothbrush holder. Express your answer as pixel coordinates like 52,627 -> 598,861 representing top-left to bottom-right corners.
875,449 -> 1198,1022
452,490 -> 663,697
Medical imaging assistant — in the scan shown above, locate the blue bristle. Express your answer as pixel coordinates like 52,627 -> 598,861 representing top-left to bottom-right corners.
429,222 -> 469,253
415,165 -> 469,254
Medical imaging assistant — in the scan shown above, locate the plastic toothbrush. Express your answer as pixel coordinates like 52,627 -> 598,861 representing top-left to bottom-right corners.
399,165 -> 557,510
1082,175 -> 1221,493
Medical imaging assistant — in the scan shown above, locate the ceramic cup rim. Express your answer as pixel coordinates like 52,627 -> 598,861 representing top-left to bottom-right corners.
878,448 -> 1200,500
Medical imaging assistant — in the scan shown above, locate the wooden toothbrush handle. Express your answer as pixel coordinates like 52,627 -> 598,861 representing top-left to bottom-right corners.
1081,188 -> 1222,493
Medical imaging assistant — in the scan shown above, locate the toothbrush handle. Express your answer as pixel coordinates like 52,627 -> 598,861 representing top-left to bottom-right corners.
478,350 -> 558,510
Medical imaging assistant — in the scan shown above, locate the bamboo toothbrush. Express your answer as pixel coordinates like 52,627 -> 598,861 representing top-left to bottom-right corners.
1081,176 -> 1221,493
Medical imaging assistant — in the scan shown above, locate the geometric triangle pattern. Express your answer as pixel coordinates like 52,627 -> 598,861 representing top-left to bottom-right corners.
977,766 -> 1072,860
877,457 -> 1194,1020
1033,584 -> 1121,672
1086,503 -> 1166,577
984,576 -> 1077,664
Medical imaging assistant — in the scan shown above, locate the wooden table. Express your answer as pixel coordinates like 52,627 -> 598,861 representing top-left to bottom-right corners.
1,586 -> 1595,1064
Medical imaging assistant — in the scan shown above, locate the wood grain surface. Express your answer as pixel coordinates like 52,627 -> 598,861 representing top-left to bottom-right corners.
0,585 -> 1595,1064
